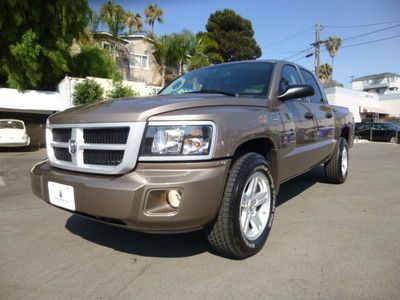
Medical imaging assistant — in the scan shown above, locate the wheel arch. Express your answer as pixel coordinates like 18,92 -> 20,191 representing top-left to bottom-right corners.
231,137 -> 279,188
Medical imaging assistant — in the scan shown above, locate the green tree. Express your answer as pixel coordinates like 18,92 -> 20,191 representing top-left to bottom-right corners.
325,36 -> 342,73
73,79 -> 104,106
107,82 -> 138,99
144,4 -> 164,33
125,11 -> 143,34
151,34 -> 172,86
70,44 -> 121,80
205,9 -> 261,62
169,30 -> 196,75
100,1 -> 127,37
189,33 -> 224,71
0,0 -> 90,90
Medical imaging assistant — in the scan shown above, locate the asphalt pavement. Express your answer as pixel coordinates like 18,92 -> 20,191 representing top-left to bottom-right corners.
1,143 -> 399,299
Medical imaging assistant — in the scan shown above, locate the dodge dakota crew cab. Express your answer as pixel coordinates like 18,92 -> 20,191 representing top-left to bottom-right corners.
31,60 -> 354,259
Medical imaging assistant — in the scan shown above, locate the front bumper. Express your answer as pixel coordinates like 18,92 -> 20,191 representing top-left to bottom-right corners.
31,159 -> 230,233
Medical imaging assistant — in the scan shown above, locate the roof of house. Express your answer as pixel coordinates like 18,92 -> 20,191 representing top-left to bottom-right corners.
352,72 -> 399,82
93,32 -> 129,44
93,31 -> 153,44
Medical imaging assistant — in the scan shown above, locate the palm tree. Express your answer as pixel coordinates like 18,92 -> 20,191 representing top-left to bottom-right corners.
100,1 -> 127,37
325,36 -> 342,74
152,35 -> 172,86
144,4 -> 164,34
125,12 -> 143,34
88,9 -> 100,33
169,31 -> 195,75
319,63 -> 333,87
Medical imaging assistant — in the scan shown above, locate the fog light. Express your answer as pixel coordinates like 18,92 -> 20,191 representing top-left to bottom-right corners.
167,189 -> 181,208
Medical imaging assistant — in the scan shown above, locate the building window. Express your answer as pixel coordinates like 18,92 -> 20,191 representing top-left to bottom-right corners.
129,53 -> 149,69
102,42 -> 113,51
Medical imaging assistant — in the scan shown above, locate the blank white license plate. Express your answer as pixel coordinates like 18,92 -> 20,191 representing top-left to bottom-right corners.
48,181 -> 75,211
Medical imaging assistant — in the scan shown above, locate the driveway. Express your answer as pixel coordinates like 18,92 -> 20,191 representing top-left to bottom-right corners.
1,143 -> 399,299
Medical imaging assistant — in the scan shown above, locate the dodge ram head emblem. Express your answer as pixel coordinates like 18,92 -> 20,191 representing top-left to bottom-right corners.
68,139 -> 77,155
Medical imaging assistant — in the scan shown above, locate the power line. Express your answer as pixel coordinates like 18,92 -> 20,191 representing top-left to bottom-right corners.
342,24 -> 400,41
292,34 -> 400,62
324,19 -> 400,28
284,47 -> 313,60
341,34 -> 400,48
262,26 -> 313,48
265,50 -> 309,54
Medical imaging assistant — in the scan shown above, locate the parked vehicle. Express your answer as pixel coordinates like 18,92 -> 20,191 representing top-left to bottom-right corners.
0,119 -> 30,148
355,122 -> 399,143
31,60 -> 354,259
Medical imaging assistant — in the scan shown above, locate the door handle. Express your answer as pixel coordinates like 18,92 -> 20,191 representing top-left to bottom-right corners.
325,112 -> 333,118
304,112 -> 314,119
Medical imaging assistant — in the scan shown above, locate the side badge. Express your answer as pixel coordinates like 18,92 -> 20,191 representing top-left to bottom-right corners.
258,114 -> 267,124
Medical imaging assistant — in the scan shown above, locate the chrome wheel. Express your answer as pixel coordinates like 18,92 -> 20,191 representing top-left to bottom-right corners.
389,136 -> 398,144
239,171 -> 271,241
341,147 -> 348,176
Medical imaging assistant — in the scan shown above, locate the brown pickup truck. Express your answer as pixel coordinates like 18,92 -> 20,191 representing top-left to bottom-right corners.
31,60 -> 354,259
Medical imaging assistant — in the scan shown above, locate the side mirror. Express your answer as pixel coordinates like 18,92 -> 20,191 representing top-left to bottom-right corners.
277,84 -> 315,101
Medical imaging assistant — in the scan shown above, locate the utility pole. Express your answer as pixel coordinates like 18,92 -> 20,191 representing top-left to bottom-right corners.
311,23 -> 323,76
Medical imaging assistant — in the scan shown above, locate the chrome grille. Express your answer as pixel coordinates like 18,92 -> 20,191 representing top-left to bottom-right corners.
53,147 -> 72,162
84,150 -> 124,166
46,122 -> 146,175
83,127 -> 129,144
53,128 -> 71,143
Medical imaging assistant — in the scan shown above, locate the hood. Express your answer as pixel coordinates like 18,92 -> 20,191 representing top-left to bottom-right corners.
49,94 -> 269,124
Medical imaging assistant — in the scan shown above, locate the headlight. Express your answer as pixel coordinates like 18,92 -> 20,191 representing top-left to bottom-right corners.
140,121 -> 215,160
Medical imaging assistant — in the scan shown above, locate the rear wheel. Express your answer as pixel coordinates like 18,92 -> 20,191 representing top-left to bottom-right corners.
389,136 -> 398,144
205,153 -> 276,259
325,138 -> 349,184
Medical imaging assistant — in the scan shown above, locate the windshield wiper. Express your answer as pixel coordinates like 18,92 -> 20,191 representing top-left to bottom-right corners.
185,90 -> 238,97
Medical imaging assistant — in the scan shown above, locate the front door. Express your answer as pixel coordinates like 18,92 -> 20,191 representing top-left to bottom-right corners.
277,64 -> 315,180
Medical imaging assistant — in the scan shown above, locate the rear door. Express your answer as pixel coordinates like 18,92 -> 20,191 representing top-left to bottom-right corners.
300,68 -> 335,163
373,123 -> 397,142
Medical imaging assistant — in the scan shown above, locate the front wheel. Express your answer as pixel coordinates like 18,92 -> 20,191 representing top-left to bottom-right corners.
205,153 -> 276,259
325,138 -> 349,184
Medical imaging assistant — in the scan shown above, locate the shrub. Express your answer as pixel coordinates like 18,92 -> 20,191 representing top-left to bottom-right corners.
73,79 -> 104,106
107,82 -> 138,99
70,44 -> 122,81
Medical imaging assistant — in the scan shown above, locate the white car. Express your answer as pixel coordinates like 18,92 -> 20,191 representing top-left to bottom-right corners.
0,119 -> 30,147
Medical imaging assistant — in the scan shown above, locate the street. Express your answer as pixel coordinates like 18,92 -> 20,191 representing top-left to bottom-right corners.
1,143 -> 399,299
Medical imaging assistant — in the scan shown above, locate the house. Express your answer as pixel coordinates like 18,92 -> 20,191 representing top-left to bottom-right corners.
351,72 -> 400,95
93,32 -> 163,86
325,86 -> 400,122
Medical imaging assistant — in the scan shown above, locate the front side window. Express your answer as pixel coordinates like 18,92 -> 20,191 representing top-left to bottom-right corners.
160,62 -> 274,98
300,69 -> 324,103
129,53 -> 149,69
279,65 -> 302,94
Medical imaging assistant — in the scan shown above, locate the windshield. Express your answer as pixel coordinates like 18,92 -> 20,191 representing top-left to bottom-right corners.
0,120 -> 24,129
160,62 -> 274,98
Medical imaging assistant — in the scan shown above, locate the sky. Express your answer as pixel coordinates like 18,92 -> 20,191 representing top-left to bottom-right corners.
90,0 -> 400,87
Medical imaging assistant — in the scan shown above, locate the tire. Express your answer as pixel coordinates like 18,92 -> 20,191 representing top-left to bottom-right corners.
389,136 -> 398,144
205,152 -> 276,259
324,138 -> 349,184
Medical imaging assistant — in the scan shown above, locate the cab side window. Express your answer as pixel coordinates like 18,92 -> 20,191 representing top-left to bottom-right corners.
279,65 -> 302,95
300,69 -> 324,103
